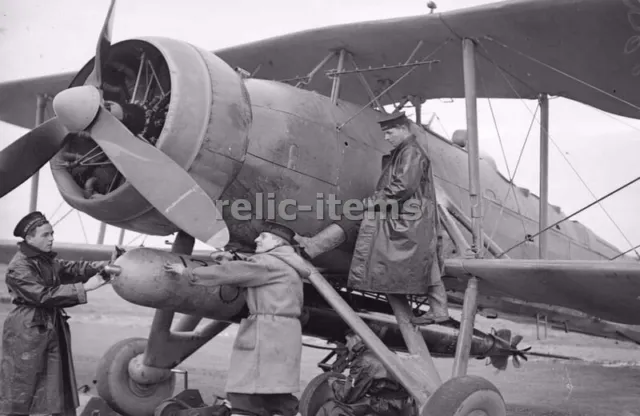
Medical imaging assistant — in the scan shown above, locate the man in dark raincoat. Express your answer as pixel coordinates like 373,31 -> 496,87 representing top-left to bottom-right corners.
348,112 -> 449,324
0,211 -> 116,416
164,220 -> 309,416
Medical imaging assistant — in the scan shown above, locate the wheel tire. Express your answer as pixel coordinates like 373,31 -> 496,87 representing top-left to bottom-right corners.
299,372 -> 345,416
421,375 -> 506,416
154,399 -> 186,416
96,337 -> 176,416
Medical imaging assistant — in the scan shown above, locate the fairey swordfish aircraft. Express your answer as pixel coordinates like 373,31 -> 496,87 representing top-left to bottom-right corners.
2,0 -> 640,415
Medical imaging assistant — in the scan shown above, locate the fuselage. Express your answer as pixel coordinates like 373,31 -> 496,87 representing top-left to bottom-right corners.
46,40 -> 625,269
216,78 -> 624,274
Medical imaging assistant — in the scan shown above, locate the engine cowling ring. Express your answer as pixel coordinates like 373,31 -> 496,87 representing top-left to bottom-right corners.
51,37 -> 251,236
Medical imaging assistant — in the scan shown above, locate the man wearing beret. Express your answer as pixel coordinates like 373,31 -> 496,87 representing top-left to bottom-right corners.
0,211 -> 117,416
164,220 -> 309,416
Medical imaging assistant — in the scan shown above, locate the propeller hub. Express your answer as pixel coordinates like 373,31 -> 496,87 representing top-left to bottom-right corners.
52,86 -> 101,132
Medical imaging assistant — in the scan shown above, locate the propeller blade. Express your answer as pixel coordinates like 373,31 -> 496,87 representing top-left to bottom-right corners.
88,107 -> 227,245
490,356 -> 508,371
0,118 -> 69,198
513,356 -> 521,368
85,0 -> 117,89
512,335 -> 524,347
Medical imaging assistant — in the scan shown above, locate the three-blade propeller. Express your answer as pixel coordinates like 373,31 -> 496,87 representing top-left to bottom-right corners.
0,0 -> 227,246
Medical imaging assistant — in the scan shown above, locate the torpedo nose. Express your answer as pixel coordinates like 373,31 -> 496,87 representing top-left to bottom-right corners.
52,85 -> 102,132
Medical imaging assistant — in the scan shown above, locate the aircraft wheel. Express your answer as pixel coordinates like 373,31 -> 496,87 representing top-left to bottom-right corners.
299,372 -> 345,416
421,375 -> 506,416
96,337 -> 176,416
154,399 -> 186,416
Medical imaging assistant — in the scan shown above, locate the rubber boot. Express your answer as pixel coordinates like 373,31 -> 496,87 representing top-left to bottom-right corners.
411,261 -> 449,325
294,223 -> 346,259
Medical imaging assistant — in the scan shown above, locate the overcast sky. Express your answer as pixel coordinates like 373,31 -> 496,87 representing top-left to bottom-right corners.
1,0 -> 640,253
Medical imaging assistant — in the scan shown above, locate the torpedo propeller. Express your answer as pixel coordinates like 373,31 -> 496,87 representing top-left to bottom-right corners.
0,0 -> 226,246
487,328 -> 581,371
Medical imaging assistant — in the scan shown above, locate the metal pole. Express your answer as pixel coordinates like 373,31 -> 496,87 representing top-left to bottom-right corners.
97,223 -> 107,244
30,94 -> 47,211
451,278 -> 478,377
118,228 -> 126,246
305,267 -> 429,405
415,101 -> 422,125
386,294 -> 441,391
330,49 -> 345,104
462,38 -> 483,256
452,38 -> 481,378
539,94 -> 549,259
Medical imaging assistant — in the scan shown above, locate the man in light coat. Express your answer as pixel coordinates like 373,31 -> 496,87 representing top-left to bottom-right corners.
164,220 -> 308,416
0,211 -> 116,416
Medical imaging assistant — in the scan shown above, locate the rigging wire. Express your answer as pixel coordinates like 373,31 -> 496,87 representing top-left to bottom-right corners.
483,104 -> 540,257
75,210 -> 89,244
52,208 -> 74,227
497,176 -> 640,258
126,232 -> 145,247
477,38 -> 640,259
48,200 -> 66,224
483,36 -> 640,114
478,73 -> 530,251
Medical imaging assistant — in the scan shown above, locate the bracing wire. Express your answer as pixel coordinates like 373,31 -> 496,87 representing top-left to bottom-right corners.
477,38 -> 640,259
547,135 -> 640,260
484,104 -> 540,257
478,73 -> 530,251
75,210 -> 89,244
48,200 -> 66,224
484,35 -> 640,114
52,208 -> 74,227
435,114 -> 451,140
126,232 -> 145,247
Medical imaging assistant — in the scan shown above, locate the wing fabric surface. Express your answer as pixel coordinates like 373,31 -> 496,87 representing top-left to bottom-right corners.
444,258 -> 640,325
3,0 -> 640,130
217,0 -> 640,118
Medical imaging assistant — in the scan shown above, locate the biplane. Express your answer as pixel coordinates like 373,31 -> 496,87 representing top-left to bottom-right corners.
1,0 -> 640,415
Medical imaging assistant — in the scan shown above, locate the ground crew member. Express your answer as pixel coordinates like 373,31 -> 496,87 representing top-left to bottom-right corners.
352,111 -> 448,324
164,220 -> 308,416
0,211 -> 118,416
317,331 -> 413,416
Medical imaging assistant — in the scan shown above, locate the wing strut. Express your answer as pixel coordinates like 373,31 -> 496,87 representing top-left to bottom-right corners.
539,93 -> 550,259
29,94 -> 48,211
451,38 -> 482,380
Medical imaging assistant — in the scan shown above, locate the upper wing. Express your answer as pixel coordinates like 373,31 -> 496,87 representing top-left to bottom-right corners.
3,0 -> 639,130
0,72 -> 76,129
216,0 -> 640,118
444,258 -> 640,325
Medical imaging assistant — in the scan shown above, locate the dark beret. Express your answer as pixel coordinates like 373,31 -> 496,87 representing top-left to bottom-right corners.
261,220 -> 296,245
13,211 -> 50,238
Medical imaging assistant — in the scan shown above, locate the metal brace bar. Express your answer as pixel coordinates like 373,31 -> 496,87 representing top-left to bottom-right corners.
348,53 -> 386,112
297,51 -> 336,87
331,49 -> 346,103
337,40 -> 448,130
279,51 -> 336,85
452,38 -> 482,379
328,58 -> 439,77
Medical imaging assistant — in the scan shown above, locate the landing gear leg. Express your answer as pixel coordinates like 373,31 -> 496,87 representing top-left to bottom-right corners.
96,232 -> 230,416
